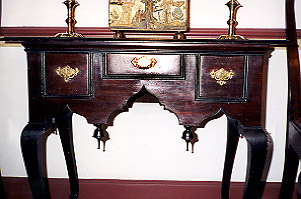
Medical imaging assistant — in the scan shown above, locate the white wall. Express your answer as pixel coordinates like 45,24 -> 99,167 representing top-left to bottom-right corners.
0,0 -> 300,182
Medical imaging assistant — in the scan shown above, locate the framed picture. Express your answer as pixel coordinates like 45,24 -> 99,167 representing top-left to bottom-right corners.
109,0 -> 189,32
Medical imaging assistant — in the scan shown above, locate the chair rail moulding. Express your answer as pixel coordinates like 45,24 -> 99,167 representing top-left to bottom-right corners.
1,26 -> 300,39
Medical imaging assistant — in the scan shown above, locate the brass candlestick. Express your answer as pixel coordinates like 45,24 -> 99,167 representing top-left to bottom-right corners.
218,0 -> 245,40
55,0 -> 84,38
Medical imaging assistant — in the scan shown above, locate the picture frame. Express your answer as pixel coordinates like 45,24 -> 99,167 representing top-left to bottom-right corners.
109,0 -> 189,32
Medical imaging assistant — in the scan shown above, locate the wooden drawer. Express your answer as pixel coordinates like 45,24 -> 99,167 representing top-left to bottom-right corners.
41,52 -> 92,98
196,55 -> 248,102
103,53 -> 184,79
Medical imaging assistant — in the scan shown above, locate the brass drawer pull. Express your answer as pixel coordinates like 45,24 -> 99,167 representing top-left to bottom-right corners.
131,56 -> 157,69
56,65 -> 79,82
210,68 -> 234,85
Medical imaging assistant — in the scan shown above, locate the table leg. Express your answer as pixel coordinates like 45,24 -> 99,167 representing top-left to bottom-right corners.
56,109 -> 79,199
241,127 -> 273,199
21,122 -> 52,199
221,117 -> 239,199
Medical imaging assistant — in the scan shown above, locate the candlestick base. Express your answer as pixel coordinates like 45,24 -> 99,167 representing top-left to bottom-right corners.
217,34 -> 245,40
55,32 -> 84,38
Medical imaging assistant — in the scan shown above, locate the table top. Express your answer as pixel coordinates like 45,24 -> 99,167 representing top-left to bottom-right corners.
0,36 -> 291,47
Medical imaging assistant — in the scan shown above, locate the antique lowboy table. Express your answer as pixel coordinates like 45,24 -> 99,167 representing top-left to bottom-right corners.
2,37 -> 278,199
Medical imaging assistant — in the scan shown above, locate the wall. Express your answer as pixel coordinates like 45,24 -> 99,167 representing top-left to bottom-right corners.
0,0 -> 300,182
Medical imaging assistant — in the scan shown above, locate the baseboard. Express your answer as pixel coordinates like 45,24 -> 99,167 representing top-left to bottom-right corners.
1,177 -> 297,199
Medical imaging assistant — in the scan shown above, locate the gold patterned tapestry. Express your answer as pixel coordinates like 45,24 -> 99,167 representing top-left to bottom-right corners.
109,0 -> 188,31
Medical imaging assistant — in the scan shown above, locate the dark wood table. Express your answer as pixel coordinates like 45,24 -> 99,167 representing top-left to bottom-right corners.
1,37 -> 282,199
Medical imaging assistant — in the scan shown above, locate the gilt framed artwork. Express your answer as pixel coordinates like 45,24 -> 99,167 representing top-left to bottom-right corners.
109,0 -> 189,32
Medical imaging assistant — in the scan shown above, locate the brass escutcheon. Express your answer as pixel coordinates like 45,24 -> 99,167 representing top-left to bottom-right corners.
131,56 -> 157,69
210,68 -> 234,85
56,65 -> 79,82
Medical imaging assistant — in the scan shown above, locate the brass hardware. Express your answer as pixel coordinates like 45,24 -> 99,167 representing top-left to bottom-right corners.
218,0 -> 245,40
131,56 -> 157,69
56,65 -> 79,82
210,68 -> 234,85
55,0 -> 84,38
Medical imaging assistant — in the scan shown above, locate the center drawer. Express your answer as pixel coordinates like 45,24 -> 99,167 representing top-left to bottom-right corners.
103,53 -> 184,79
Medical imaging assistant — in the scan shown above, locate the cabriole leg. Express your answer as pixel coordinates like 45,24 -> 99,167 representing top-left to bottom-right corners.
56,109 -> 79,199
241,127 -> 273,199
21,122 -> 52,199
221,117 -> 240,199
